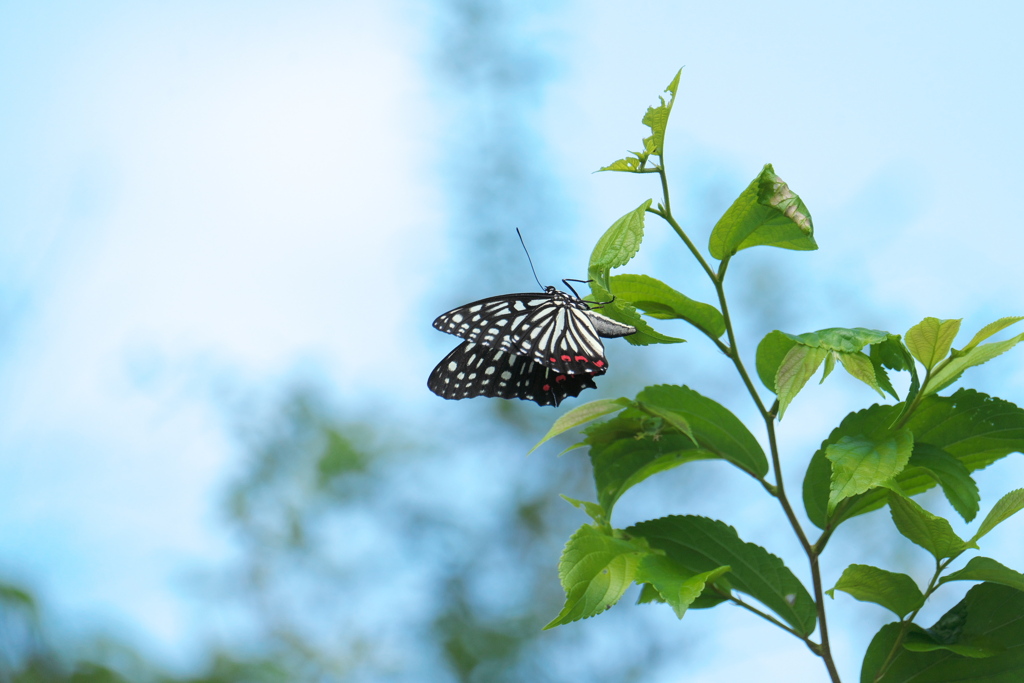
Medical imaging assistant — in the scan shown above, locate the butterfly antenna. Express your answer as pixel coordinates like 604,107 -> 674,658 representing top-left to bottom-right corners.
516,227 -> 546,290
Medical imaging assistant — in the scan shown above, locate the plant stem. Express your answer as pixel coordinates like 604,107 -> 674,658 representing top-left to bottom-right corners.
653,168 -> 718,283
713,262 -> 770,418
717,588 -> 806,641
872,557 -> 955,681
763,398 -> 842,683
722,300 -> 844,682
893,370 -> 931,431
654,158 -> 842,681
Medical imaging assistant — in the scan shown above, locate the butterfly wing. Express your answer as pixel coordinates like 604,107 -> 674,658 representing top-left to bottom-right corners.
427,341 -> 598,407
502,294 -> 612,373
432,292 -> 551,345
433,289 -> 622,375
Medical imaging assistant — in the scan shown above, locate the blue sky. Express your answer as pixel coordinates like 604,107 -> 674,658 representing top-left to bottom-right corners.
2,1 -> 1024,680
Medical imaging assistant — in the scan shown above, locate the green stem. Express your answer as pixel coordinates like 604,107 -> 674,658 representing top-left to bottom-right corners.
892,370 -> 931,431
654,156 -> 841,682
652,166 -> 718,283
713,261 -> 770,418
724,286 -> 842,683
872,557 -> 956,682
764,408 -> 842,683
715,587 -> 806,641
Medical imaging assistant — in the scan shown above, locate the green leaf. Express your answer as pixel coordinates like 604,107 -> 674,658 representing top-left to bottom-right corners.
873,334 -> 915,372
766,327 -> 892,416
589,281 -> 685,347
708,164 -> 817,260
961,316 -> 1024,352
608,273 -> 725,338
826,430 -> 913,513
868,346 -> 899,401
587,419 -> 718,519
545,525 -> 650,628
906,317 -> 963,371
889,492 -> 973,560
598,156 -> 646,173
588,199 -> 652,289
581,409 -> 660,447
829,563 -> 924,618
775,346 -> 828,418
635,402 -> 696,446
756,330 -> 798,393
838,350 -> 886,397
598,69 -> 681,173
637,576 -> 732,611
635,385 -> 769,478
804,390 -> 1024,530
804,403 -> 899,528
910,443 -> 981,522
583,386 -> 768,519
630,515 -> 817,636
790,327 -> 892,352
529,398 -> 631,454
926,330 -> 1024,396
911,390 -> 1024,472
635,554 -> 730,619
560,495 -> 609,526
640,68 -> 681,157
972,488 -> 1024,544
821,351 -> 837,381
903,625 -> 1006,658
636,582 -> 661,605
874,334 -> 921,416
861,584 -> 1024,682
940,557 -> 1024,593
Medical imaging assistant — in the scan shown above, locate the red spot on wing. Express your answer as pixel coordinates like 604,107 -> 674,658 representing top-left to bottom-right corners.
549,357 -> 557,363
593,360 -> 605,368
574,355 -> 589,363
560,354 -> 572,362
542,383 -> 552,391
554,374 -> 568,383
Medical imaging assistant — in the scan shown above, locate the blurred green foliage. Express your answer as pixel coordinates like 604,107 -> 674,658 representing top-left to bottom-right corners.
1,384 -> 672,682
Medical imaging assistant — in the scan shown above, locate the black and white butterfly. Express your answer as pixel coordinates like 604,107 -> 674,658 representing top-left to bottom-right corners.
427,341 -> 599,407
429,280 -> 636,406
432,282 -> 636,374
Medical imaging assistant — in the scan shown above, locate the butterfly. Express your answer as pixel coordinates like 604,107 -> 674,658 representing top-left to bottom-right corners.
427,341 -> 599,407
429,280 -> 636,406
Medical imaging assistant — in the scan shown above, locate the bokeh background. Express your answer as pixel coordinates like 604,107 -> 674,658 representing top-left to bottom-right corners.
3,1 -> 1024,681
